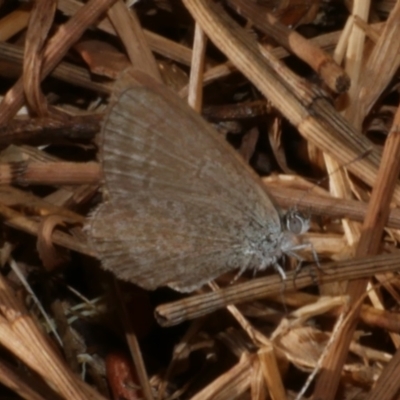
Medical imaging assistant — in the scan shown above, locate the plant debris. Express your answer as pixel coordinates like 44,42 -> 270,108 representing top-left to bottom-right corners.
0,1 -> 400,399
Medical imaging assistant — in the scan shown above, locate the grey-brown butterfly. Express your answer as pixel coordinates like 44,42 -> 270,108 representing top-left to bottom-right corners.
86,71 -> 308,292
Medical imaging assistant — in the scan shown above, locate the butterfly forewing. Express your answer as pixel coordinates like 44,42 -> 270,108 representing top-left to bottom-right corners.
88,74 -> 284,291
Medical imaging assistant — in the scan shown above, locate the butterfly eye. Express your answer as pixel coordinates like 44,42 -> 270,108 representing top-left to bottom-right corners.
286,211 -> 310,235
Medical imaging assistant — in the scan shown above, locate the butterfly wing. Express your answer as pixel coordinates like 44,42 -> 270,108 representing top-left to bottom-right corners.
89,196 -> 256,291
87,72 -> 283,291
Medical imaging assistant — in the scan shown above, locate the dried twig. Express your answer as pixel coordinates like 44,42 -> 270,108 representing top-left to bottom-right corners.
155,251 -> 400,327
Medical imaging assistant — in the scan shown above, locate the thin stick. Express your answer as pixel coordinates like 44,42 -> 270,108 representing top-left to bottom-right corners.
0,161 -> 101,185
107,0 -> 161,81
155,251 -> 400,327
188,23 -> 207,112
0,203 -> 93,256
258,345 -> 286,400
113,279 -> 154,400
9,258 -> 62,347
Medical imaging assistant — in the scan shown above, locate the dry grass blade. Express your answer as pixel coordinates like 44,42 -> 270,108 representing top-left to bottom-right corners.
363,346 -> 400,400
0,271 -> 104,399
0,357 -> 60,399
187,23 -> 207,112
113,279 -> 154,400
312,3 -> 400,397
190,353 -> 254,400
258,345 -> 286,400
0,161 -> 101,185
0,114 -> 101,148
270,291 -> 400,334
23,0 -> 56,116
0,201 -> 92,256
58,0 -> 194,66
107,0 -> 161,81
264,185 -> 400,229
314,98 -> 400,400
155,251 -> 400,327
227,0 -> 350,93
0,185 -> 85,223
0,41 -> 112,94
0,0 -> 117,123
355,1 -> 400,126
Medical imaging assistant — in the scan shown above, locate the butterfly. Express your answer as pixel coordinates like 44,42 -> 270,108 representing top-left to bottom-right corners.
86,71 -> 308,292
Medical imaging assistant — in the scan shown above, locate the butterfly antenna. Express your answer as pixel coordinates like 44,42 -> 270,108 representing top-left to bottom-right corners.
290,148 -> 372,213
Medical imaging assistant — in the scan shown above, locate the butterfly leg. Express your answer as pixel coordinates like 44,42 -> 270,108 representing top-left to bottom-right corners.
286,241 -> 322,289
274,261 -> 289,313
230,259 -> 252,285
273,262 -> 287,281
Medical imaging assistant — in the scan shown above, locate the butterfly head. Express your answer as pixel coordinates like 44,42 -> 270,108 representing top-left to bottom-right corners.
283,208 -> 310,235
